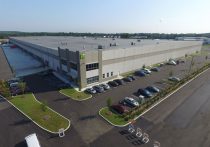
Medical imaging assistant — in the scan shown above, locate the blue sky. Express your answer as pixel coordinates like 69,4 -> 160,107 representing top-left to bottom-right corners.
1,0 -> 210,33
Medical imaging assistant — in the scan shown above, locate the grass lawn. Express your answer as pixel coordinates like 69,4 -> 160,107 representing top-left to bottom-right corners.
60,87 -> 91,101
9,93 -> 70,133
99,107 -> 129,126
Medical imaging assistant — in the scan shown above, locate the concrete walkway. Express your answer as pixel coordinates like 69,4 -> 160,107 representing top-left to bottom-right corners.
0,46 -> 13,80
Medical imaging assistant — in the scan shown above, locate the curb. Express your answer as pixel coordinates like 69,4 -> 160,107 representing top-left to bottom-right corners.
99,67 -> 210,127
0,93 -> 71,134
59,90 -> 92,101
99,107 -> 127,127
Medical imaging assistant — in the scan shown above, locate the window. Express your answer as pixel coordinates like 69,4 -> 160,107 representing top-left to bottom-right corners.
103,74 -> 105,78
86,63 -> 99,71
61,59 -> 67,65
111,72 -> 113,76
87,76 -> 99,84
69,62 -> 77,70
107,73 -> 109,78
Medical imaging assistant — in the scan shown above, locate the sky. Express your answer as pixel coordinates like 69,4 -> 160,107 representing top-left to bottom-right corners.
0,0 -> 210,33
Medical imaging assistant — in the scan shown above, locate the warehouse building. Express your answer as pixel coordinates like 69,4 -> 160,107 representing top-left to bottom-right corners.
9,36 -> 202,90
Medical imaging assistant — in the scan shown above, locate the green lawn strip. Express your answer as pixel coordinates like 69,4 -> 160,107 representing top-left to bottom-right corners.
60,87 -> 92,101
9,93 -> 70,133
99,107 -> 129,126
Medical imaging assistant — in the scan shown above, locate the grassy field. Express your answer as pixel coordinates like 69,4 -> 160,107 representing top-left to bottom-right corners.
99,107 -> 129,126
10,93 -> 70,133
60,87 -> 92,101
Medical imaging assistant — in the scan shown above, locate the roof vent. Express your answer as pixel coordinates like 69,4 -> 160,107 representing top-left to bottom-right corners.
110,42 -> 118,47
131,42 -> 135,45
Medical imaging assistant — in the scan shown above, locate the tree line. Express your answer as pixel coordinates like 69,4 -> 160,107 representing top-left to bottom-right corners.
0,31 -> 210,39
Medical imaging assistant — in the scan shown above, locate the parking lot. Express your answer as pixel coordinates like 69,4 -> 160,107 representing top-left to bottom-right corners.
1,45 -> 210,147
22,50 -> 210,146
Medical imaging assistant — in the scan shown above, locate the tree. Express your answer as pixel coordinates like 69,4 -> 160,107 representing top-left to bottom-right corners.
106,98 -> 112,109
188,56 -> 195,74
18,82 -> 26,94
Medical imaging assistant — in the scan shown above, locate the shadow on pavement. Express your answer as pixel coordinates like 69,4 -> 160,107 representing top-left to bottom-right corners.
14,141 -> 27,147
11,119 -> 31,126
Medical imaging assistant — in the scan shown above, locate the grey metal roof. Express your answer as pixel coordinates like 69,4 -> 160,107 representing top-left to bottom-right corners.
11,36 -> 201,52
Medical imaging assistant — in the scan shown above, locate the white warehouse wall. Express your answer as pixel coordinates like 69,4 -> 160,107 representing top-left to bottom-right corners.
102,44 -> 201,76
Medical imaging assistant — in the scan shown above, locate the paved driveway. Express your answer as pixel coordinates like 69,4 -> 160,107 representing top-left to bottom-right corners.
23,52 -> 210,146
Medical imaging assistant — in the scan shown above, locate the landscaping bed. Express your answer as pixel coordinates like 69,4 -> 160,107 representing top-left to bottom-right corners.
99,107 -> 129,126
60,87 -> 92,101
9,93 -> 70,133
100,63 -> 210,126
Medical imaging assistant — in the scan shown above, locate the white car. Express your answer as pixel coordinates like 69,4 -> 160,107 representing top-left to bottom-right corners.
141,68 -> 151,74
100,83 -> 110,90
123,97 -> 139,107
25,133 -> 41,147
168,60 -> 177,65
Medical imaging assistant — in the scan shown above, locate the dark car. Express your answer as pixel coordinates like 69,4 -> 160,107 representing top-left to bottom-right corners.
111,104 -> 129,114
108,81 -> 119,87
128,75 -> 136,80
114,79 -> 124,85
135,70 -> 146,77
146,86 -> 160,93
123,77 -> 133,82
11,88 -> 22,96
137,89 -> 153,98
93,85 -> 104,93
151,67 -> 160,72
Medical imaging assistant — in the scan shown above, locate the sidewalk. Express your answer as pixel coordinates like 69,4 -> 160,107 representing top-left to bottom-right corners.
0,46 -> 13,80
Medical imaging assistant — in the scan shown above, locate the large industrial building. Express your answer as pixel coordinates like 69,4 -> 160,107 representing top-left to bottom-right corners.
9,36 -> 202,89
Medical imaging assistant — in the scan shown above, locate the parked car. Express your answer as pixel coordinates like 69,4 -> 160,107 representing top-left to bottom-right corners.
99,83 -> 110,90
167,60 -> 177,65
108,81 -> 119,87
141,68 -> 151,74
11,88 -> 22,96
7,78 -> 22,85
137,88 -> 153,98
120,97 -> 139,107
146,86 -> 160,93
135,70 -> 146,77
85,87 -> 97,94
9,82 -> 19,88
114,79 -> 124,85
179,59 -> 185,63
151,67 -> 160,72
93,85 -> 104,93
111,104 -> 129,114
123,77 -> 133,82
168,76 -> 181,82
128,75 -> 136,81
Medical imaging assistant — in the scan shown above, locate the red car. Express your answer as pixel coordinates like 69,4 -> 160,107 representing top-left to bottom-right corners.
111,104 -> 129,114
